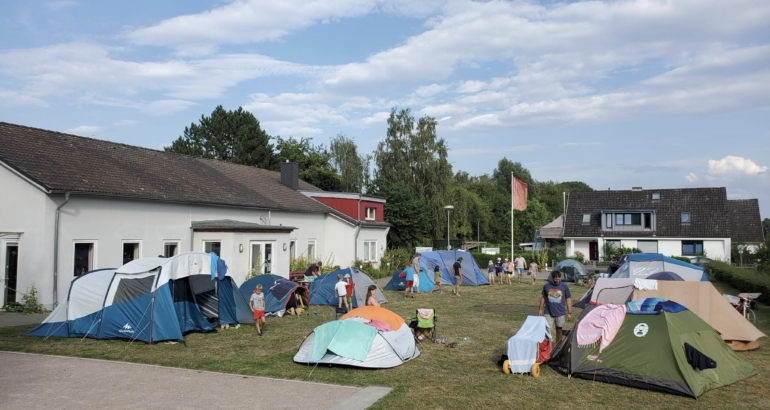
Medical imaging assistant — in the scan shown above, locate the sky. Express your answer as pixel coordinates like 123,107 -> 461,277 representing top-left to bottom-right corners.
1,0 -> 769,218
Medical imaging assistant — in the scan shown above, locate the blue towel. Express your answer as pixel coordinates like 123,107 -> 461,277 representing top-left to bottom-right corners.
216,258 -> 228,280
210,252 -> 219,280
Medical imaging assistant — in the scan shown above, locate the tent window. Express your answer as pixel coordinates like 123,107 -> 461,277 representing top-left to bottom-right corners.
204,241 -> 221,256
682,241 -> 703,256
73,242 -> 94,277
113,276 -> 155,304
123,242 -> 140,265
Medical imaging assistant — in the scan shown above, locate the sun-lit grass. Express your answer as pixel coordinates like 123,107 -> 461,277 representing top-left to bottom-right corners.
1,279 -> 768,410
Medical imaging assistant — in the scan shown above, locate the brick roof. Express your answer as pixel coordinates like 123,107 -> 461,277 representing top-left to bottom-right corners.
563,188 -> 762,242
0,122 -> 332,214
726,199 -> 765,243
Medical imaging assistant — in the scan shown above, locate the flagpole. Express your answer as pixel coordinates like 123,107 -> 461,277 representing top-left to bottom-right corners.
511,172 -> 514,260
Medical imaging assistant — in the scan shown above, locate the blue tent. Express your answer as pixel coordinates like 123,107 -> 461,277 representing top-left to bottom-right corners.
611,254 -> 707,281
28,253 -> 254,343
646,271 -> 684,281
239,274 -> 293,313
383,268 -> 435,292
308,268 -> 386,308
417,250 -> 489,286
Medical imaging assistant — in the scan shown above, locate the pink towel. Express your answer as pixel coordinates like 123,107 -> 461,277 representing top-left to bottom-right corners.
576,304 -> 626,352
365,319 -> 391,332
418,309 -> 433,319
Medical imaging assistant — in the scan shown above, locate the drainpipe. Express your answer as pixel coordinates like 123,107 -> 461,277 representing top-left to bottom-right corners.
354,194 -> 362,263
53,191 -> 71,307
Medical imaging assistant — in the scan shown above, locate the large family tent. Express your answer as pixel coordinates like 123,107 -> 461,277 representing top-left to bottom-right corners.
383,268 -> 434,292
417,250 -> 488,286
548,298 -> 757,398
551,259 -> 588,282
308,268 -> 386,308
28,253 -> 254,342
294,306 -> 419,368
611,253 -> 707,281
239,274 -> 309,314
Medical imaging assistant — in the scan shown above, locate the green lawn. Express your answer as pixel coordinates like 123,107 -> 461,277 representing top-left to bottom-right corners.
1,280 -> 768,410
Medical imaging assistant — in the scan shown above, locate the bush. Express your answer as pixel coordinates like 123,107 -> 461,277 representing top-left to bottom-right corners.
289,255 -> 338,275
2,284 -> 46,314
380,248 -> 414,272
710,261 -> 770,304
572,251 -> 585,263
670,255 -> 692,263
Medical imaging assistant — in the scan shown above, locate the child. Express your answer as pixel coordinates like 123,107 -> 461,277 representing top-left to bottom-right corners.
365,285 -> 380,307
344,273 -> 354,309
529,261 -> 538,285
412,254 -> 421,293
430,265 -> 442,294
404,264 -> 415,298
335,274 -> 349,311
249,284 -> 266,336
487,260 -> 495,285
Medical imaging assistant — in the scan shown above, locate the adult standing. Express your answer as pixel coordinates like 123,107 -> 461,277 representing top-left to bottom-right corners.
515,254 -> 527,284
412,253 -> 422,294
452,257 -> 463,296
305,261 -> 323,277
538,271 -> 572,346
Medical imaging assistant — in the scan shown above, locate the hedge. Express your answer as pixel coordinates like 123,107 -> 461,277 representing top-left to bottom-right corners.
710,261 -> 770,304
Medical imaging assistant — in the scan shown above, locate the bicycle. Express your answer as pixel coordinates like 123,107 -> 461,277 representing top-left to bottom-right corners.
727,293 -> 760,324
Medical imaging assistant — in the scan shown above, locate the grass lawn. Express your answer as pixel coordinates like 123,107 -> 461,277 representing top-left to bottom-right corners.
2,279 -> 769,409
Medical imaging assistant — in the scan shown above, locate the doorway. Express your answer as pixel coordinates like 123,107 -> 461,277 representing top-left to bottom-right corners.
589,241 -> 599,261
4,244 -> 18,304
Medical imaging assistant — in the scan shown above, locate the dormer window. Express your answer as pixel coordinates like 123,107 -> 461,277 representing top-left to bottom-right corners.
651,193 -> 660,200
681,212 -> 690,223
365,207 -> 376,221
582,214 -> 590,223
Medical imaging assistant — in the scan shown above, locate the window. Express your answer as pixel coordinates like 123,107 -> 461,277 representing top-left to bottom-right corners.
122,242 -> 140,265
204,241 -> 221,257
289,240 -> 296,262
682,241 -> 703,256
163,241 -> 179,258
307,240 -> 316,260
582,214 -> 591,223
616,214 -> 624,225
605,214 -> 612,228
643,213 -> 651,229
681,212 -> 691,223
363,241 -> 377,262
365,207 -> 376,221
73,242 -> 94,276
637,240 -> 658,253
651,193 -> 660,200
250,242 -> 273,274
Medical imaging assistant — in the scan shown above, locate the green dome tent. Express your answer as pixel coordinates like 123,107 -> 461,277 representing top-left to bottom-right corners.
548,298 -> 756,398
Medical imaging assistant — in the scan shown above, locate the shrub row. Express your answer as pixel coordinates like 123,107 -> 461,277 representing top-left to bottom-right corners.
710,261 -> 770,304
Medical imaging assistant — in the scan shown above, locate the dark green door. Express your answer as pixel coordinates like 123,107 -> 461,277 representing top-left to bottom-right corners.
5,244 -> 18,304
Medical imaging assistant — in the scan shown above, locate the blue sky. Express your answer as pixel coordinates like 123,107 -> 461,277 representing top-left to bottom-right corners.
1,0 -> 769,217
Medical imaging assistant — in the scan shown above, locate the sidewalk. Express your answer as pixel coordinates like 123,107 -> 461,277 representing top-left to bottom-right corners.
0,351 -> 391,410
0,312 -> 48,327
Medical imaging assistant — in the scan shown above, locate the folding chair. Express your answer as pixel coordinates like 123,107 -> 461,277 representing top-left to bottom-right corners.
410,308 -> 437,343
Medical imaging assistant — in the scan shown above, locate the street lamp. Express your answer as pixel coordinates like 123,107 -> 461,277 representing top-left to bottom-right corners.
444,205 -> 454,250
476,218 -> 481,245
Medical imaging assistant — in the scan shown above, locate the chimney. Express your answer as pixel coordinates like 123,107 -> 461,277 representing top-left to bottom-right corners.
280,161 -> 299,190
632,186 -> 642,191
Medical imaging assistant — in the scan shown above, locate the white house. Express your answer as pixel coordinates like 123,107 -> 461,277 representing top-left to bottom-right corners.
0,122 -> 389,309
562,187 -> 764,262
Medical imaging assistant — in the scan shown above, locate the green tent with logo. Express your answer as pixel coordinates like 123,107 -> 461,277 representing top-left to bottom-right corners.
548,298 -> 756,398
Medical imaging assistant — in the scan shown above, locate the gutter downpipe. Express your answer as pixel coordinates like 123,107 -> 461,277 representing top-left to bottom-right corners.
354,194 -> 362,262
53,191 -> 71,307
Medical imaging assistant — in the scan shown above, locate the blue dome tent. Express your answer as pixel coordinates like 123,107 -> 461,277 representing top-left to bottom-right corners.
239,274 -> 308,314
383,268 -> 435,292
611,254 -> 707,281
309,267 -> 386,308
416,250 -> 488,286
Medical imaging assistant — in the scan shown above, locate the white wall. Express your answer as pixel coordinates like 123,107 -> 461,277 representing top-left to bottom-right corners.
704,240 -> 728,262
572,240 -> 590,258
620,239 -> 638,249
356,226 -> 389,269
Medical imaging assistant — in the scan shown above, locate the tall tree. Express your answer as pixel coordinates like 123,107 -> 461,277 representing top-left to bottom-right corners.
373,108 -> 453,240
535,180 -> 593,218
275,136 -> 341,191
165,105 -> 276,168
329,134 -> 370,193
492,158 -> 536,197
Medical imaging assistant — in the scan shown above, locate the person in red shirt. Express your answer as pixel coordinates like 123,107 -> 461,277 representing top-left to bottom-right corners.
345,273 -> 355,310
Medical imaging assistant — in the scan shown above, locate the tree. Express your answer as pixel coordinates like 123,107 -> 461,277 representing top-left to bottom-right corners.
165,105 -> 276,168
329,134 -> 370,193
370,179 -> 430,249
763,218 -> 770,235
373,108 -> 453,240
274,136 -> 341,191
535,180 -> 593,218
492,158 -> 536,197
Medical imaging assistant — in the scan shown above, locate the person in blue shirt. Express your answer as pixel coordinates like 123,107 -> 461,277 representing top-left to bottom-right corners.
487,260 -> 495,285
403,264 -> 415,298
538,271 -> 572,346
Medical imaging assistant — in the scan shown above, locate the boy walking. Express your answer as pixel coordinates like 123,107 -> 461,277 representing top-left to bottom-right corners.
249,284 -> 266,336
335,274 -> 349,311
404,264 -> 415,298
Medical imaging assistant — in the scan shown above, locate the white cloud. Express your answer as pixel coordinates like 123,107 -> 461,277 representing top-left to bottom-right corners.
456,80 -> 485,94
0,89 -> 48,107
65,125 -> 102,135
242,92 -> 348,137
141,99 -> 197,116
362,111 -> 391,124
412,83 -> 447,98
685,172 -> 699,182
707,156 -> 768,176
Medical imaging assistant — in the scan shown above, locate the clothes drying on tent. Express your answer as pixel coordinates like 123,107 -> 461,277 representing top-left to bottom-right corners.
383,268 -> 434,292
505,316 -> 551,374
294,306 -> 419,368
309,268 -> 386,308
416,250 -> 488,286
28,253 -> 254,343
610,253 -> 707,281
548,298 -> 757,398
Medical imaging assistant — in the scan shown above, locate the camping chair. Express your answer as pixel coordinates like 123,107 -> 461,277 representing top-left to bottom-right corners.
410,308 -> 437,343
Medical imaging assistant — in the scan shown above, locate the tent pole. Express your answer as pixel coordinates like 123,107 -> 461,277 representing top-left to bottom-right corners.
511,172 -> 514,259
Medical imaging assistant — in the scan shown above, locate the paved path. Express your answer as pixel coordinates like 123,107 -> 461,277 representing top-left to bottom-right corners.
0,312 -> 49,327
0,352 -> 390,410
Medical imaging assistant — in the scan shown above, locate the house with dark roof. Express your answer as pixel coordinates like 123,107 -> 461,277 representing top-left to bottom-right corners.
0,122 -> 389,308
563,187 -> 764,262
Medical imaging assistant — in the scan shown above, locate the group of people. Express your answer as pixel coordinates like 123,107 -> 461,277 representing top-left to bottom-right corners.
486,254 -> 538,286
402,253 -> 464,297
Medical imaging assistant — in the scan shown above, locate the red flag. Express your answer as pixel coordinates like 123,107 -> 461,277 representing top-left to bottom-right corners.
512,177 -> 528,211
